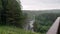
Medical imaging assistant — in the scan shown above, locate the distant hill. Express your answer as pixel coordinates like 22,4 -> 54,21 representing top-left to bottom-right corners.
22,9 -> 60,19
22,9 -> 60,14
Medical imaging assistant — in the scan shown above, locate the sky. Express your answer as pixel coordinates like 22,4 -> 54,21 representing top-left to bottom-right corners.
20,0 -> 60,10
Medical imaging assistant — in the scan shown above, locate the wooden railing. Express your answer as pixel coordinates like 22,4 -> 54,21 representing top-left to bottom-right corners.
46,17 -> 60,34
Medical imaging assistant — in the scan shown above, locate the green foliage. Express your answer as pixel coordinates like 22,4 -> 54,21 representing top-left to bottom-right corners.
0,0 -> 2,10
0,26 -> 39,34
0,0 -> 2,23
0,0 -> 27,28
33,13 -> 60,34
6,0 -> 22,25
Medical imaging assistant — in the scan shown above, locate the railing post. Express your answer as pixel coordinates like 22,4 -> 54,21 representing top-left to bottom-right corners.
57,19 -> 60,34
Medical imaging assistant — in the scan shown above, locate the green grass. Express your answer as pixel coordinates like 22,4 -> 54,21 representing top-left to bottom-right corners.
0,26 -> 39,34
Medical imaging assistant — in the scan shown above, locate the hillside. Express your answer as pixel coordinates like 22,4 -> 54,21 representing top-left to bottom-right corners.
22,9 -> 60,15
0,26 -> 39,34
22,9 -> 60,19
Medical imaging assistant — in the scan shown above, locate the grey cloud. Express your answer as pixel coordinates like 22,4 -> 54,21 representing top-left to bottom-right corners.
20,0 -> 60,10
38,0 -> 60,4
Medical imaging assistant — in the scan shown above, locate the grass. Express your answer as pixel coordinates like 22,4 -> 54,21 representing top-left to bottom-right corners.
0,26 -> 39,34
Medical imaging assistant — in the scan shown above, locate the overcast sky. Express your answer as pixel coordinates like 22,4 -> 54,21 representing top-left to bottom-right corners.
20,0 -> 60,10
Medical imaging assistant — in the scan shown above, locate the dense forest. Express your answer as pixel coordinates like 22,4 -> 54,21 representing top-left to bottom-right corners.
33,13 -> 60,34
0,0 -> 27,28
0,0 -> 60,34
23,10 -> 60,34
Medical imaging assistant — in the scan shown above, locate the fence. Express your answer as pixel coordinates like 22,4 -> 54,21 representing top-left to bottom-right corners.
46,17 -> 60,34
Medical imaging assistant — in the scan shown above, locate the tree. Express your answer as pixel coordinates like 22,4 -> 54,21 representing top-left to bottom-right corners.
6,0 -> 22,25
1,0 -> 8,24
33,13 -> 60,34
0,0 -> 25,28
0,0 -> 3,24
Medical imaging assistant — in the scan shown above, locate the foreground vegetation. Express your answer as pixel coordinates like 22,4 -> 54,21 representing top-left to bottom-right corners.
0,0 -> 27,28
0,26 -> 39,34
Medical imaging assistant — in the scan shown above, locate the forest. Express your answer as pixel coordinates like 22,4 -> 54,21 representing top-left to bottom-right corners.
0,0 -> 60,34
23,10 -> 60,34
